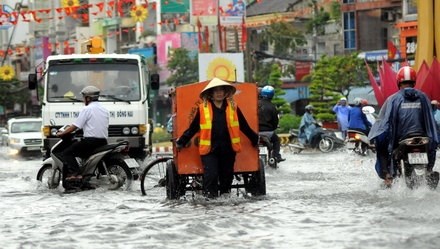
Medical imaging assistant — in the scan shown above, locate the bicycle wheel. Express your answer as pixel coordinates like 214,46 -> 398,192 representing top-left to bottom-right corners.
140,156 -> 172,196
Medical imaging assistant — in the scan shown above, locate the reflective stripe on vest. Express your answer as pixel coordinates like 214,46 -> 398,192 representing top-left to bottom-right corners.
198,100 -> 241,155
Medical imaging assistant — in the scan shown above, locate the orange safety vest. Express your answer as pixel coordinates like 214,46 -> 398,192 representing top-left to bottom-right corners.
198,100 -> 241,155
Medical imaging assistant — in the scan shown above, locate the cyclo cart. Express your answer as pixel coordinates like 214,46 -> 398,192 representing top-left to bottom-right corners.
140,81 -> 266,199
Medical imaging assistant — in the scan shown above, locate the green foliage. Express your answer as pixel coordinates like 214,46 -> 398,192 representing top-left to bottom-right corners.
261,21 -> 307,56
278,114 -> 301,133
316,112 -> 335,122
152,129 -> 171,143
0,80 -> 30,114
266,64 -> 292,115
305,6 -> 330,35
329,1 -> 341,21
309,53 -> 367,119
166,48 -> 199,86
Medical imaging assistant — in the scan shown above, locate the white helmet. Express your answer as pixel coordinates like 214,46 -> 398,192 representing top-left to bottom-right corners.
80,85 -> 100,101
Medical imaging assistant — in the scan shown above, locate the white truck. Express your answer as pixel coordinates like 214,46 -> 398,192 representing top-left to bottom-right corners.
28,53 -> 159,160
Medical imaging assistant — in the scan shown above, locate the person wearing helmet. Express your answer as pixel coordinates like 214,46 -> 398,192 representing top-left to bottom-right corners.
298,104 -> 318,147
368,66 -> 438,187
56,85 -> 109,191
258,85 -> 285,162
347,97 -> 371,135
176,78 -> 259,198
333,97 -> 351,139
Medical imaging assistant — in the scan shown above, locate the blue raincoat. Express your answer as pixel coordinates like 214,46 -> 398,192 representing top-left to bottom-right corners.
298,112 -> 317,145
368,88 -> 438,178
333,104 -> 351,134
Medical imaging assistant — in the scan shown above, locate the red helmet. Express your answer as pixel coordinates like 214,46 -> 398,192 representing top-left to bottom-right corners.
396,66 -> 416,86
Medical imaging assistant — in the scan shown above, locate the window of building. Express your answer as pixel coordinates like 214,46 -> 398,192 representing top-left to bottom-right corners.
343,12 -> 356,49
343,0 -> 355,3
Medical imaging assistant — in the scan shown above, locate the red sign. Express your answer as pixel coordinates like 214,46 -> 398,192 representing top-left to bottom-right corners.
295,61 -> 312,81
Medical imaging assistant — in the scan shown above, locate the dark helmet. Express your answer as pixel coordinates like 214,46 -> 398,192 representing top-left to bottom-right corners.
396,66 -> 416,87
80,85 -> 100,101
260,85 -> 275,99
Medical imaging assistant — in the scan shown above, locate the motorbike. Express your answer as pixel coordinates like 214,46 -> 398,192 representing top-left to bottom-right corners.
347,129 -> 375,156
258,131 -> 277,169
394,135 -> 439,189
36,125 -> 137,191
288,124 -> 345,153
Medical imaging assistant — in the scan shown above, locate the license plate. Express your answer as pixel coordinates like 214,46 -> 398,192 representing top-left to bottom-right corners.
124,158 -> 139,168
408,153 -> 428,164
259,146 -> 268,155
346,142 -> 356,149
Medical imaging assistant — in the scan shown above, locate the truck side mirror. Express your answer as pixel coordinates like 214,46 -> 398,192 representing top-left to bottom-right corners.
29,73 -> 37,90
150,74 -> 160,90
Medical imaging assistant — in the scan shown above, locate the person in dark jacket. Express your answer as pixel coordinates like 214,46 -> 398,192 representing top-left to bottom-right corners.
258,85 -> 285,162
176,78 -> 259,198
348,97 -> 372,135
368,66 -> 438,187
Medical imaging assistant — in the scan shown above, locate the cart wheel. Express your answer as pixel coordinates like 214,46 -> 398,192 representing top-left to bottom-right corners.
140,156 -> 172,196
166,160 -> 180,200
246,159 -> 266,196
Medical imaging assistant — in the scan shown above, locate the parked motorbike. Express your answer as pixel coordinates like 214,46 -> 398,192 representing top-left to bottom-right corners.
394,135 -> 439,189
347,129 -> 375,156
288,124 -> 345,153
36,125 -> 137,191
258,131 -> 277,169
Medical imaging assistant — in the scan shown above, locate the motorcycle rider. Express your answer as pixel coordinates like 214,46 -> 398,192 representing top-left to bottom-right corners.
258,85 -> 285,162
348,97 -> 372,135
333,97 -> 351,139
298,104 -> 318,147
368,66 -> 438,187
56,85 -> 109,190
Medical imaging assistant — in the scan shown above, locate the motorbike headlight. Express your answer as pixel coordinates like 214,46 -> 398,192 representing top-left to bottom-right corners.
122,127 -> 130,135
131,127 -> 139,135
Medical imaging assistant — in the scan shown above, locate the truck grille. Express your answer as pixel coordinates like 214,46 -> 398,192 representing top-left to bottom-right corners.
24,139 -> 42,145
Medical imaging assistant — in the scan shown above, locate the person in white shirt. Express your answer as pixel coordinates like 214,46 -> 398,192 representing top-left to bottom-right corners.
56,85 -> 109,188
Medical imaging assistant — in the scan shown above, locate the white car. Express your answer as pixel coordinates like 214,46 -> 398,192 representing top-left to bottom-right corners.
5,117 -> 43,157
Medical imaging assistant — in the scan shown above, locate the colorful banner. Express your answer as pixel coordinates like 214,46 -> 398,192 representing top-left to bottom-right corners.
161,0 -> 190,13
157,33 -> 182,81
198,53 -> 244,82
219,0 -> 246,26
190,0 -> 218,26
180,32 -> 198,58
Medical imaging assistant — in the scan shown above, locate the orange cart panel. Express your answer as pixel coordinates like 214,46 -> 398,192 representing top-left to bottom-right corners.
173,81 -> 259,175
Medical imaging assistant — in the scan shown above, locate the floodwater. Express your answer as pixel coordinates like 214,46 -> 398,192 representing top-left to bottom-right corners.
1,147 -> 440,249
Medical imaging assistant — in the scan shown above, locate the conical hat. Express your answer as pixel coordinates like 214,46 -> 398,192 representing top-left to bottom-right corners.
200,78 -> 236,99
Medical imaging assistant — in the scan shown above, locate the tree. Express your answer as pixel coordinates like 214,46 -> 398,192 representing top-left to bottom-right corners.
165,48 -> 199,86
266,64 -> 292,115
261,21 -> 307,56
309,53 -> 368,121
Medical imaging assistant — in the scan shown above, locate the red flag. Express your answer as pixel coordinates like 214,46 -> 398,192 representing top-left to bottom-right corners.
196,18 -> 202,51
365,60 -> 384,106
387,41 -> 397,60
241,16 -> 247,51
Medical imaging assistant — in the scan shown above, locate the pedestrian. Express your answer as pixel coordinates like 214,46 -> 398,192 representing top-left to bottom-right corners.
368,66 -> 438,187
333,97 -> 351,139
176,78 -> 259,198
258,85 -> 285,163
56,85 -> 109,191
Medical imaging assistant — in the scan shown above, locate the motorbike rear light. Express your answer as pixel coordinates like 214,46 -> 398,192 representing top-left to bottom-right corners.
354,134 -> 361,140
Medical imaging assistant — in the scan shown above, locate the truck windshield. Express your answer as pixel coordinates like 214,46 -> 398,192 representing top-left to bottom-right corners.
11,121 -> 42,133
47,63 -> 141,102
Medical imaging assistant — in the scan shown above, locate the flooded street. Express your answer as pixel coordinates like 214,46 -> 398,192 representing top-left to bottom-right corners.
1,148 -> 440,249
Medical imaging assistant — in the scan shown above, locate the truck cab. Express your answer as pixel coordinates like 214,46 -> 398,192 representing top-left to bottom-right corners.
29,53 -> 159,160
